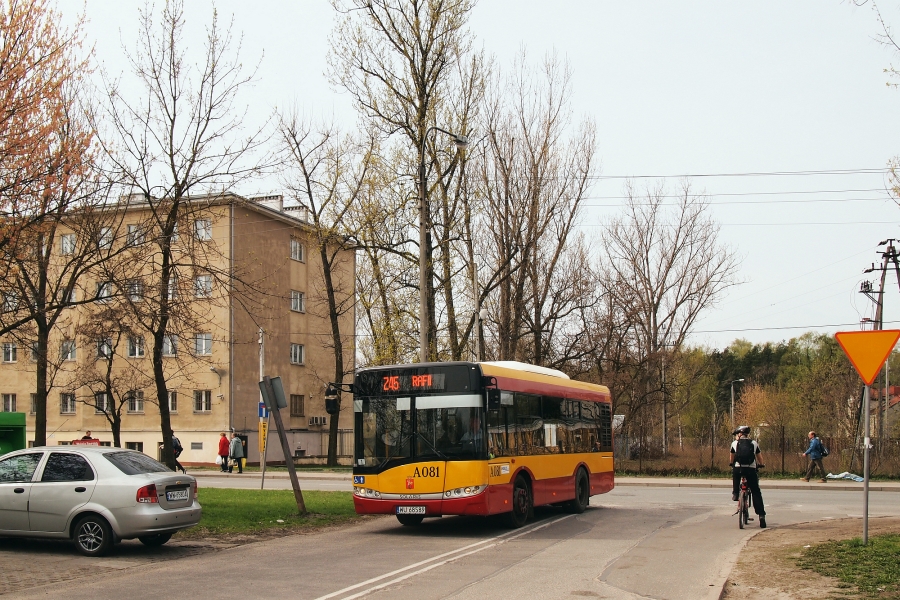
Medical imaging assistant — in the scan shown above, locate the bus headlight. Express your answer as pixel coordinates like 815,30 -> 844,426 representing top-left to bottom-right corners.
443,485 -> 484,498
354,487 -> 381,498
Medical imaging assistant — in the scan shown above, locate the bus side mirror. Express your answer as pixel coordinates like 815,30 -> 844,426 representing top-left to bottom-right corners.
325,384 -> 340,415
487,389 -> 501,411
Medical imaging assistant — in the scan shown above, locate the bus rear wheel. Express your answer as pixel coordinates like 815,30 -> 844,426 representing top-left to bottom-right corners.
566,468 -> 590,514
507,474 -> 532,528
396,514 -> 425,526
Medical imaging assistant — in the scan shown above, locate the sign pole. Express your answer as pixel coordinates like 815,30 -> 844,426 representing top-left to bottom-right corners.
262,376 -> 306,514
259,327 -> 267,490
863,384 -> 871,545
835,329 -> 900,546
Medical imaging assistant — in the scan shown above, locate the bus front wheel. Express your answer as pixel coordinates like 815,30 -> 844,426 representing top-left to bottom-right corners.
507,474 -> 532,528
566,468 -> 590,514
396,514 -> 425,526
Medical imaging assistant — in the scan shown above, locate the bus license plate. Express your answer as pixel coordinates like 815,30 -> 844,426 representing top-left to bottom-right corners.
396,506 -> 425,515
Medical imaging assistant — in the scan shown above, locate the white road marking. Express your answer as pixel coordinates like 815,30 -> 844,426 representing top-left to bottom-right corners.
314,515 -> 574,600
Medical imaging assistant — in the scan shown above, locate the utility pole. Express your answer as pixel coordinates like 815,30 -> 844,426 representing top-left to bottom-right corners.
860,239 -> 900,441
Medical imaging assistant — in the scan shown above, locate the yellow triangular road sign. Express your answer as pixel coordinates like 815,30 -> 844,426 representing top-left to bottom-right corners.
835,330 -> 900,386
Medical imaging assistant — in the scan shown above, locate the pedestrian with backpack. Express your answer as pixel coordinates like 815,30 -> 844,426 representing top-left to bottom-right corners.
731,425 -> 767,528
800,431 -> 827,483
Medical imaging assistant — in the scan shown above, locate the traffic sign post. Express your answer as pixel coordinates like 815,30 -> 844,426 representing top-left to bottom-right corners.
835,329 -> 900,544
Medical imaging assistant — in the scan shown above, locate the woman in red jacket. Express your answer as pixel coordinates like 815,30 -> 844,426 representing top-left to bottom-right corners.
218,432 -> 229,472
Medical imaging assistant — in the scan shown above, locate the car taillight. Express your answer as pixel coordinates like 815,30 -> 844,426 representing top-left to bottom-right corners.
192,480 -> 198,500
136,483 -> 158,503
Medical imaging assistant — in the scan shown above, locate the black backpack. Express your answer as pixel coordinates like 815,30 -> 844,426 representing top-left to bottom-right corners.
172,436 -> 182,451
734,438 -> 755,465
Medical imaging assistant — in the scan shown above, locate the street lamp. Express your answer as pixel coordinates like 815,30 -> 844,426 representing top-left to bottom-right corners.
418,126 -> 469,363
730,378 -> 745,428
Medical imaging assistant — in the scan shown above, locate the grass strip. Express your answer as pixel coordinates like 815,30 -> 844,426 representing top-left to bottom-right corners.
798,533 -> 900,597
177,488 -> 362,538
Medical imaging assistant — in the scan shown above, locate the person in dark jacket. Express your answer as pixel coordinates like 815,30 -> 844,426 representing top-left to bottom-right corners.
228,432 -> 244,474
800,431 -> 826,483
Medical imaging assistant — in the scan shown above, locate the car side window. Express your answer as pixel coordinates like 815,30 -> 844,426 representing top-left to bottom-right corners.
0,453 -> 43,483
40,453 -> 95,482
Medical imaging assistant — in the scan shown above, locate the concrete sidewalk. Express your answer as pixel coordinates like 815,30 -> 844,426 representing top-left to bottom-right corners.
190,470 -> 900,491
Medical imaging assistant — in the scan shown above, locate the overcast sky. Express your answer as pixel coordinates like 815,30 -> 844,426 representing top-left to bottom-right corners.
68,1 -> 900,350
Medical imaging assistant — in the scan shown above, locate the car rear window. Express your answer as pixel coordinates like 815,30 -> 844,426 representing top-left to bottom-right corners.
103,451 -> 171,475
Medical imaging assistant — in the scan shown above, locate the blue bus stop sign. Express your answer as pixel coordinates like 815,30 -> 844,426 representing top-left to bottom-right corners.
258,401 -> 268,418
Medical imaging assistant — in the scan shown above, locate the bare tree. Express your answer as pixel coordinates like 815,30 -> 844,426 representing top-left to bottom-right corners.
329,0 -> 476,361
97,0 -> 267,468
278,117 -> 375,465
600,180 -> 740,451
474,51 -> 598,367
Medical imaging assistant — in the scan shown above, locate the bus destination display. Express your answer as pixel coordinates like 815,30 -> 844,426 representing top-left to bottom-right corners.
381,373 -> 446,393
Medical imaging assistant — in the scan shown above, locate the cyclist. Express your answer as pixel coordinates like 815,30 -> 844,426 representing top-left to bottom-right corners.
730,425 -> 767,528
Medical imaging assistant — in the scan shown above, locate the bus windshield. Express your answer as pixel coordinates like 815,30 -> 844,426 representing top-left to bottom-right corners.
356,397 -> 485,468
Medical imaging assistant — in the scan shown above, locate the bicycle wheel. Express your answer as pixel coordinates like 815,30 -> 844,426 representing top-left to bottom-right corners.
738,491 -> 745,529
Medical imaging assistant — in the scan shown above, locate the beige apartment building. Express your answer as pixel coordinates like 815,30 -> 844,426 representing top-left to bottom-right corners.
0,193 -> 355,465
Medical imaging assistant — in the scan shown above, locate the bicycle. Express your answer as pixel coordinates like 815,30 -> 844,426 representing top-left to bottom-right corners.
735,464 -> 764,530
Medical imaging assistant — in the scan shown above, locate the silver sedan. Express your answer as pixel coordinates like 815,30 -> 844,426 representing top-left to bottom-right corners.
0,446 -> 201,556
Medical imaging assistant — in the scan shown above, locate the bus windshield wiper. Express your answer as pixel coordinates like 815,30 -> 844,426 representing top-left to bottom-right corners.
415,432 -> 447,460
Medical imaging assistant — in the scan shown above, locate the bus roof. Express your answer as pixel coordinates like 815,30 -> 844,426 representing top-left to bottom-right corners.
479,361 -> 610,402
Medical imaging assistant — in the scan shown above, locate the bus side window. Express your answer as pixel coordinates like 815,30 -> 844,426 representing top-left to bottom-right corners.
599,402 -> 612,452
541,396 -> 564,453
515,393 -> 541,454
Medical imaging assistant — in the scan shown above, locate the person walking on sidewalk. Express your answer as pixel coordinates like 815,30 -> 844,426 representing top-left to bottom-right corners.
229,432 -> 244,474
218,432 -> 229,472
800,431 -> 827,482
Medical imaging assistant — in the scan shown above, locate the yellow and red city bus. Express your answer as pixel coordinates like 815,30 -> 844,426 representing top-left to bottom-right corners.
351,361 -> 613,527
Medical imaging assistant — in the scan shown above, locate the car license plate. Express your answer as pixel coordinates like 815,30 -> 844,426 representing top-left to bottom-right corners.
166,489 -> 189,501
396,506 -> 425,515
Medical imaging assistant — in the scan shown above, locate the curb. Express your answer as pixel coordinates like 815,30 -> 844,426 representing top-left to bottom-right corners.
614,479 -> 900,492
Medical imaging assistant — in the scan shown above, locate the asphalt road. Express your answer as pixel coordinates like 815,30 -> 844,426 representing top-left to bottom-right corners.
8,483 -> 899,600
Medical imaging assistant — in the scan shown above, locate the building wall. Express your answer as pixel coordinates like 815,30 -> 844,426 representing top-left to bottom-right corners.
0,195 -> 355,465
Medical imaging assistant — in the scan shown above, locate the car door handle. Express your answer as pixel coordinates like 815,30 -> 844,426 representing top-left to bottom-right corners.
74,487 -> 86,493
13,488 -> 24,494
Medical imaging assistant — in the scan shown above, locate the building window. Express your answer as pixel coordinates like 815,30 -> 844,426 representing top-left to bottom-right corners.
194,274 -> 212,298
97,337 -> 112,359
30,341 -> 39,361
193,390 -> 211,412
60,393 -> 76,414
96,281 -> 112,303
94,392 -> 109,413
290,394 -> 305,417
127,391 -> 144,414
98,226 -> 113,250
2,343 -> 17,363
2,292 -> 17,312
290,238 -> 305,262
162,335 -> 178,356
127,336 -> 145,358
190,442 -> 203,451
30,393 -> 36,414
126,224 -> 144,245
60,340 -> 76,361
167,390 -> 177,413
127,279 -> 143,302
290,343 -> 305,365
125,442 -> 144,452
194,219 -> 212,240
290,290 -> 305,313
60,233 -> 76,255
194,333 -> 212,356
61,286 -> 77,305
167,275 -> 178,300
2,394 -> 15,412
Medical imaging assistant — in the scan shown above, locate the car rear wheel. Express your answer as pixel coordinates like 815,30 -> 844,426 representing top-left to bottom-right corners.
138,533 -> 173,547
396,514 -> 425,526
566,468 -> 590,514
73,515 -> 113,557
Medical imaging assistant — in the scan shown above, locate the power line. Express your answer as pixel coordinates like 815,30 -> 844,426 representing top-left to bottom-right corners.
589,167 -> 889,180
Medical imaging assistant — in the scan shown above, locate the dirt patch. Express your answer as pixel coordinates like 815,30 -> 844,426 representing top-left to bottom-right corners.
723,516 -> 900,599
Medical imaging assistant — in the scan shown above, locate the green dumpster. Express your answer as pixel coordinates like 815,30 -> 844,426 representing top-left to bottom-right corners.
0,412 -> 26,455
